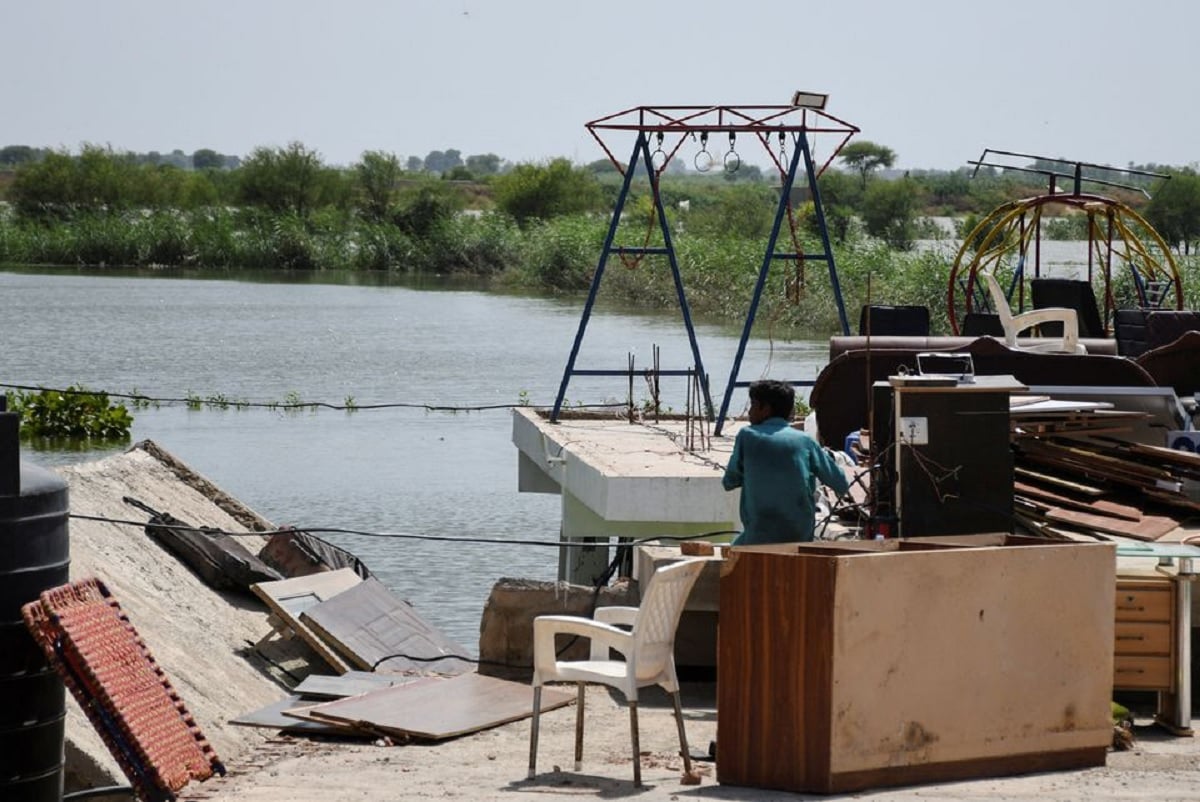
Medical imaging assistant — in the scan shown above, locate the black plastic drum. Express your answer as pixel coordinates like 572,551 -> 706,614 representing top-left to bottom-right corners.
0,460 -> 70,802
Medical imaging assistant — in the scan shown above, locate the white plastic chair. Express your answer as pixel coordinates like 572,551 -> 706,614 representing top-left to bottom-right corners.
527,558 -> 706,787
981,271 -> 1086,354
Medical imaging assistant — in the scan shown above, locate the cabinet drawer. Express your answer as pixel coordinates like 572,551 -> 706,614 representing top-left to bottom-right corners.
1114,585 -> 1172,621
1113,655 -> 1172,690
1114,621 -> 1171,655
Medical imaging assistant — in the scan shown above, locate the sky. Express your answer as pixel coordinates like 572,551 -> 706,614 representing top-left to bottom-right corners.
6,0 -> 1198,172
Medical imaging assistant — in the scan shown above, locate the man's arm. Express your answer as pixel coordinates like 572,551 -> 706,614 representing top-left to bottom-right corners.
722,433 -> 744,490
810,440 -> 850,498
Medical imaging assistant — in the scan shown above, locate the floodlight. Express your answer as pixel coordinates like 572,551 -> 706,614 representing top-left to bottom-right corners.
791,91 -> 828,110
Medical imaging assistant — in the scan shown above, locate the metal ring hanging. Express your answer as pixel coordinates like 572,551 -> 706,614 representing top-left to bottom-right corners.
694,132 -> 713,172
650,132 -> 667,171
724,132 -> 740,173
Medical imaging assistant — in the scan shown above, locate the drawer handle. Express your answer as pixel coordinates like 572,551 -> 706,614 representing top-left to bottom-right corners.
1115,635 -> 1146,641
1117,605 -> 1146,612
1115,668 -> 1145,675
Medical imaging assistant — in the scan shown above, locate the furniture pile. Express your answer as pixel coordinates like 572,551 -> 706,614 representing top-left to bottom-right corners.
1009,404 -> 1200,541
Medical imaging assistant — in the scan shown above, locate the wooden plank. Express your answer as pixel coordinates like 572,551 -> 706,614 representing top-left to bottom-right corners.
1119,441 -> 1200,472
292,670 -> 410,700
1014,466 -> 1106,497
1044,507 -> 1178,541
250,568 -> 363,674
1018,451 -> 1172,494
300,577 -> 473,675
230,695 -> 366,736
1014,481 -> 1142,521
299,672 -> 574,741
1021,440 -> 1170,481
1142,488 -> 1200,514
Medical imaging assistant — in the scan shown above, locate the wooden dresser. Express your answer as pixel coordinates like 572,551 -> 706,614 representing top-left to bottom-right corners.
717,537 -> 1115,794
1114,572 -> 1193,734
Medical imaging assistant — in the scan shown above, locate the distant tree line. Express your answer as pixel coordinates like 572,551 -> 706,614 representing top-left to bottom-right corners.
0,139 -> 1197,269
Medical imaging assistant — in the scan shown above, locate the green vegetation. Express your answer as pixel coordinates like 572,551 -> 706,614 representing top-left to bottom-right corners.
5,386 -> 133,439
1,141 -> 1198,338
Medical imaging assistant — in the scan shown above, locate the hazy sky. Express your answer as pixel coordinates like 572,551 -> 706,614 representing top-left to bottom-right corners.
7,0 -> 1198,171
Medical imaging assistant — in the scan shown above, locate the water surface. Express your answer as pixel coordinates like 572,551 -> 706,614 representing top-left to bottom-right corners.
2,267 -> 827,648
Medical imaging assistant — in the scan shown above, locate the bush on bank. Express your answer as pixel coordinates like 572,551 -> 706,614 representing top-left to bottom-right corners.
3,145 -> 1198,339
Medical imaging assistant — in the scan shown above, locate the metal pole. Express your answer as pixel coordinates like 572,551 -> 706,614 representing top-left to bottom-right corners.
714,137 -> 807,436
648,147 -> 715,419
551,134 -> 647,421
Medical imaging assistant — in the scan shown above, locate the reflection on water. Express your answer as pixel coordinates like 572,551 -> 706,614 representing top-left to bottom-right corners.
2,267 -> 826,649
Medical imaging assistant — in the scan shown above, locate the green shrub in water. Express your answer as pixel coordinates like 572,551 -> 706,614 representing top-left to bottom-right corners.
5,386 -> 133,439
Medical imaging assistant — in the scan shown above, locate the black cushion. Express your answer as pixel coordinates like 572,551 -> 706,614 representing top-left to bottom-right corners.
1145,310 -> 1200,351
961,312 -> 1003,337
1113,308 -> 1149,358
1030,278 -> 1105,339
858,305 -> 930,337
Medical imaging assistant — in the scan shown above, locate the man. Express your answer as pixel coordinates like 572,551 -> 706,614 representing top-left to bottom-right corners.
722,379 -> 849,545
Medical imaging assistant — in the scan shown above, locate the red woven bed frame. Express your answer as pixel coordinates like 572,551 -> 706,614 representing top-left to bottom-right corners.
22,577 -> 224,802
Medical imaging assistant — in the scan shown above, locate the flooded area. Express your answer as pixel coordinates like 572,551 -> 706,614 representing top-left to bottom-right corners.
2,267 -> 826,647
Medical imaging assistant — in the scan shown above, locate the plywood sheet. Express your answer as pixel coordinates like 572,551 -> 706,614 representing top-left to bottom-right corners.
1014,480 -> 1142,521
300,577 -> 472,675
292,670 -> 406,700
302,672 -> 573,741
250,568 -> 363,673
1044,507 -> 1178,540
231,696 -> 365,736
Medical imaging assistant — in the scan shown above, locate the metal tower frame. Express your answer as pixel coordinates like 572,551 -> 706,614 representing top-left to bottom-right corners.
551,104 -> 859,436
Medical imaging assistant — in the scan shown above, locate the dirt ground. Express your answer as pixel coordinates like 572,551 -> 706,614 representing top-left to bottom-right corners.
54,443 -> 1200,802
178,683 -> 1200,802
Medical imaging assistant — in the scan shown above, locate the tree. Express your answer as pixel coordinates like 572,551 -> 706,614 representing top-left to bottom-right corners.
1145,170 -> 1200,255
237,142 -> 336,217
423,149 -> 463,175
8,149 -> 77,219
390,180 -> 463,237
74,144 -> 139,210
491,159 -> 602,225
406,155 -> 424,172
192,148 -> 225,170
861,177 -> 921,249
354,150 -> 402,221
585,158 -> 619,175
0,145 -> 38,166
465,153 -> 501,176
839,140 -> 897,189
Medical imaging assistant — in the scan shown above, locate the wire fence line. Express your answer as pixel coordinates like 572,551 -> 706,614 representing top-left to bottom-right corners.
0,381 -> 630,414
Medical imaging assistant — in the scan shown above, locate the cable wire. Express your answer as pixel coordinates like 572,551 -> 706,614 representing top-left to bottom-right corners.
0,381 -> 628,414
71,511 -> 738,550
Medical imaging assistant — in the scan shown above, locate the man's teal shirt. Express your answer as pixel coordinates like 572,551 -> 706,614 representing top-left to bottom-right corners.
722,417 -> 850,545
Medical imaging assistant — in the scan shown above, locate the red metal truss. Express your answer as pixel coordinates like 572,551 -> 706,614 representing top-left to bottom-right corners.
585,104 -> 860,177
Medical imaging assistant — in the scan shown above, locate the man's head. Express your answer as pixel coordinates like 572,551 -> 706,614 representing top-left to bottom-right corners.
747,379 -> 795,424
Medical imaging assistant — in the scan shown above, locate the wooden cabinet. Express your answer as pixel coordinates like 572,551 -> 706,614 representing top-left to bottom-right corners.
716,536 -> 1115,794
1113,574 -> 1192,734
1114,578 -> 1174,690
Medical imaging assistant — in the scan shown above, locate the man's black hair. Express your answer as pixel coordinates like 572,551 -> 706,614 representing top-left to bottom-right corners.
748,379 -> 795,420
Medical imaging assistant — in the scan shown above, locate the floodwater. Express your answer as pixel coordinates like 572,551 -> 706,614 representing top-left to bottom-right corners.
1,267 -> 826,649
